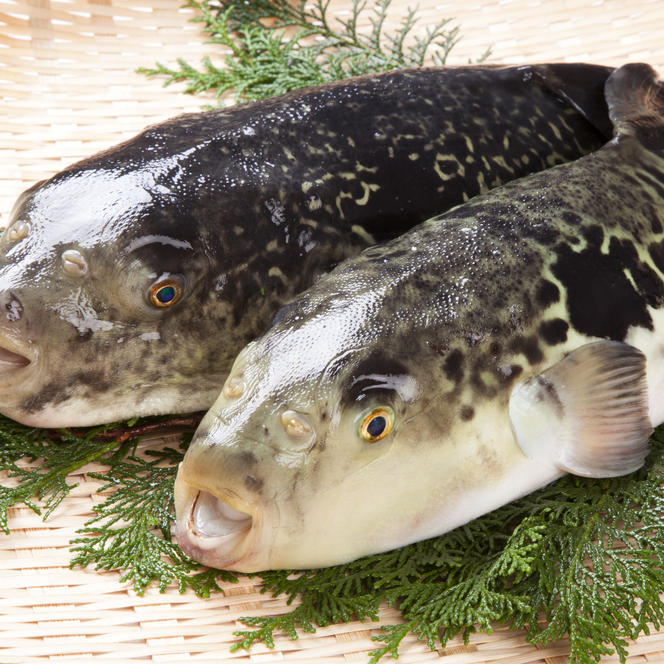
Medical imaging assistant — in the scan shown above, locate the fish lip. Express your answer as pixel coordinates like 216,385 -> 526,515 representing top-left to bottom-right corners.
174,477 -> 264,572
0,332 -> 36,377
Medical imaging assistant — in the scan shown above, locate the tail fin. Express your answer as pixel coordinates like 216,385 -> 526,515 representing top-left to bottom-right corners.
605,63 -> 664,148
525,63 -> 615,140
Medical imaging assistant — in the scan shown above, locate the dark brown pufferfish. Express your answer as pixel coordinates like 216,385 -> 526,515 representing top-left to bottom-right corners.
0,64 -> 611,426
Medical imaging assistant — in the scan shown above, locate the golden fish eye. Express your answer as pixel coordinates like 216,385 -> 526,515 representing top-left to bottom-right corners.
148,279 -> 183,308
359,407 -> 394,443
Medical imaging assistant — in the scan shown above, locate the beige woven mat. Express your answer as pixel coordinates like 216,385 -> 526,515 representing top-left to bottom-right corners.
2,1 -> 664,662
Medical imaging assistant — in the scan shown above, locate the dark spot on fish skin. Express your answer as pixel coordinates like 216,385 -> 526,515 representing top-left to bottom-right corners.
73,369 -> 113,394
551,243 -> 653,340
21,382 -> 72,413
522,223 -> 557,246
443,349 -> 464,383
562,211 -> 582,226
21,366 -> 111,412
609,236 -> 664,308
582,224 -> 604,247
496,364 -> 523,385
645,205 -> 663,234
539,318 -> 569,345
427,340 -> 449,355
509,335 -> 544,365
637,171 -> 664,200
238,451 -> 258,467
649,239 -> 664,274
343,352 -> 411,406
536,375 -> 564,417
244,475 -> 263,492
261,425 -> 269,436
535,279 -> 560,307
460,405 -> 474,421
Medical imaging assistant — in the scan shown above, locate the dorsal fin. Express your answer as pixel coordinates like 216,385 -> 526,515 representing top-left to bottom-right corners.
605,63 -> 664,147
524,63 -> 614,140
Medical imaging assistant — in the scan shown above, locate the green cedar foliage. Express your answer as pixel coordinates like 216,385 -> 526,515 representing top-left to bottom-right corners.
3,1 -> 664,662
138,0 -> 481,104
5,412 -> 664,662
0,414 -> 235,595
69,441 -> 237,595
0,416 -> 130,534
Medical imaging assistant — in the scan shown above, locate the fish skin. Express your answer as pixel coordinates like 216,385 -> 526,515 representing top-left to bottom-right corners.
175,63 -> 664,572
0,64 -> 612,427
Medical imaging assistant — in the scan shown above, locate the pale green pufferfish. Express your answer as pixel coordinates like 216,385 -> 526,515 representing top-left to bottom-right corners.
175,63 -> 664,572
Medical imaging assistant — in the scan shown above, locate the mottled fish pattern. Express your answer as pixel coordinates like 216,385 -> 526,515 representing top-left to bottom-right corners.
0,64 -> 612,426
174,64 -> 664,572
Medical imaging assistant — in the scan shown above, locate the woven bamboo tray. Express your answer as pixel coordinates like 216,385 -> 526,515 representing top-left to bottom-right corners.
2,1 -> 664,662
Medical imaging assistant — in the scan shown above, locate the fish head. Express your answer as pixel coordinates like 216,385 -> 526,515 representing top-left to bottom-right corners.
0,164 -> 222,426
175,274 -> 448,572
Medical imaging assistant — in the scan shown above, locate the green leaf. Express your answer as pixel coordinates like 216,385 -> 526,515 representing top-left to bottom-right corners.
7,2 -> 664,662
138,0 -> 479,104
69,444 -> 238,595
0,416 -> 134,533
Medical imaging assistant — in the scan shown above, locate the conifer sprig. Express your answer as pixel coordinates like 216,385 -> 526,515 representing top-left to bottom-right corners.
5,1 -> 664,662
138,0 -> 474,103
69,444 -> 238,595
0,416 -> 132,533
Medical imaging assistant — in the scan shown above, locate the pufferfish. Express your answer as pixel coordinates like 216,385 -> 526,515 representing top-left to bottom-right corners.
175,63 -> 664,572
0,64 -> 612,427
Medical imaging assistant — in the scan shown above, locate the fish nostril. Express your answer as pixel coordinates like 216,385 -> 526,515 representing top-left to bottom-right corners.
281,410 -> 313,438
222,376 -> 245,399
6,220 -> 30,244
61,249 -> 89,277
5,293 -> 23,322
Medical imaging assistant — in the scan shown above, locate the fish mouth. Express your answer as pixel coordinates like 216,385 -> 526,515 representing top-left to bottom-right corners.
0,335 -> 34,376
175,478 -> 263,572
191,490 -> 252,539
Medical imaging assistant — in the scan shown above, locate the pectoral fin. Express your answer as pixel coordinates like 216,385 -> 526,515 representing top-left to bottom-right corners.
509,340 -> 652,477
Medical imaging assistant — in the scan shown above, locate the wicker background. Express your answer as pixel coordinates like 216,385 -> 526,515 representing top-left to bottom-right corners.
2,1 -> 664,662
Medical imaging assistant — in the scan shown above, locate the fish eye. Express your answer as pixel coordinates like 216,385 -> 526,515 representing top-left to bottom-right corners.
148,276 -> 183,308
359,406 -> 394,443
